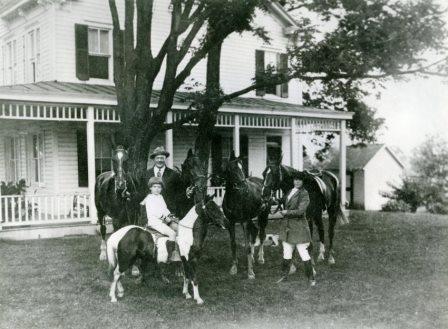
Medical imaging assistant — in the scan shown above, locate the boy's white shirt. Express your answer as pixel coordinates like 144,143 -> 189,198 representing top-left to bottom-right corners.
140,194 -> 170,223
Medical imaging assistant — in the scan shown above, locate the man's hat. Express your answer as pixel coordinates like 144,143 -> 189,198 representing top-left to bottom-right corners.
150,146 -> 170,159
148,176 -> 164,188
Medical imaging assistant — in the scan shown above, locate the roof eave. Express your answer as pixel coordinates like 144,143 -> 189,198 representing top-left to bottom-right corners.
265,1 -> 299,34
0,0 -> 33,20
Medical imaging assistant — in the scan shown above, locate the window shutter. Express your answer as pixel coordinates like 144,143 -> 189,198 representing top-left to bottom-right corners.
279,53 -> 289,98
75,24 -> 89,81
255,50 -> 265,96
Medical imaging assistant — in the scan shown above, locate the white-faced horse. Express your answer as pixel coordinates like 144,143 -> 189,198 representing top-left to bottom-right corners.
106,196 -> 227,304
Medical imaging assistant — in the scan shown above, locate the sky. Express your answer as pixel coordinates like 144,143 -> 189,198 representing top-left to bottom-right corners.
366,76 -> 448,158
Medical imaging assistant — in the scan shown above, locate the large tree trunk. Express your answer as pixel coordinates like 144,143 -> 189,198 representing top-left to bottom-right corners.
194,42 -> 224,200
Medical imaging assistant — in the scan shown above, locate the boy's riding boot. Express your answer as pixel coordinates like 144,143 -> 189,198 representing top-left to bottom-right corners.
304,260 -> 316,286
276,259 -> 291,283
166,240 -> 176,262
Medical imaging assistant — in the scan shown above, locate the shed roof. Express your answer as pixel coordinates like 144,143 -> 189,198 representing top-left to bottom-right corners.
326,144 -> 405,171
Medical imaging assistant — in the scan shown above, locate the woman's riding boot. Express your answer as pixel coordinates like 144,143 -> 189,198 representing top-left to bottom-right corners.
276,259 -> 292,283
304,260 -> 316,286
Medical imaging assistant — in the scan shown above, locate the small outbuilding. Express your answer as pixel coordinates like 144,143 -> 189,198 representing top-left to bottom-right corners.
326,144 -> 405,210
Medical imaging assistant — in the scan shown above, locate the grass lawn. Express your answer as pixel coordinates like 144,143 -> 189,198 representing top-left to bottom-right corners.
1,211 -> 447,329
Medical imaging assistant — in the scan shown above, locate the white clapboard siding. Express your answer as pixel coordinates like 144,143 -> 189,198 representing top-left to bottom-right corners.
56,128 -> 80,192
0,5 -> 53,85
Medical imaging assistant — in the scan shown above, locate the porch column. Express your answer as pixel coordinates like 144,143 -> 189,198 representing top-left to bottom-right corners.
233,114 -> 240,156
339,120 -> 347,207
290,118 -> 303,170
87,106 -> 97,223
165,111 -> 174,168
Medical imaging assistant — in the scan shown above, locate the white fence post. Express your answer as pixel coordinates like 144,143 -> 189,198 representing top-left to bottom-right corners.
339,120 -> 347,207
165,111 -> 174,168
233,114 -> 240,157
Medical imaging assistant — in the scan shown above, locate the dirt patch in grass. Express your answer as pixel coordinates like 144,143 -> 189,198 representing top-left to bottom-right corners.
1,211 -> 447,329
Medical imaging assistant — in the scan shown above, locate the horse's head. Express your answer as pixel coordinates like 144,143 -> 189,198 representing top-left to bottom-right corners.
181,149 -> 207,197
112,145 -> 129,191
223,150 -> 246,188
198,194 -> 228,230
262,159 -> 282,200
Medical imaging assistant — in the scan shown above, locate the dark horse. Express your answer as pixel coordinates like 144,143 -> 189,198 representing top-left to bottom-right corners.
96,146 -> 145,261
222,151 -> 270,279
262,159 -> 348,264
107,195 -> 228,304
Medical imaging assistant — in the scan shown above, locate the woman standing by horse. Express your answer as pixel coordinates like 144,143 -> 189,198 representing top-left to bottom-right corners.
276,172 -> 316,285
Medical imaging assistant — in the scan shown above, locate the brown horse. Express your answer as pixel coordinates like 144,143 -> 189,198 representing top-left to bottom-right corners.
222,151 -> 270,279
262,159 -> 348,264
95,146 -> 145,261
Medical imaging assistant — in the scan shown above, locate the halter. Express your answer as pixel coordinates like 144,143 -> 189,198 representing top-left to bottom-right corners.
177,202 -> 208,230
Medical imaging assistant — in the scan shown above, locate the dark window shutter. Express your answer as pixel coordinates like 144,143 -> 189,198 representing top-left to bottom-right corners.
88,55 -> 109,79
279,53 -> 289,98
76,129 -> 88,187
75,24 -> 89,81
255,50 -> 265,96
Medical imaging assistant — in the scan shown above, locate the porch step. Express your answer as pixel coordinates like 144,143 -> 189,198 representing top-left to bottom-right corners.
0,222 -> 113,241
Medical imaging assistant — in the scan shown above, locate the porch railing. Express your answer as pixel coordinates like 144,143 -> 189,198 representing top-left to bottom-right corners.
0,193 -> 91,227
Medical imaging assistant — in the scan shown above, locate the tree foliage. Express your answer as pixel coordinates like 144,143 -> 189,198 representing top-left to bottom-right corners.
382,136 -> 448,214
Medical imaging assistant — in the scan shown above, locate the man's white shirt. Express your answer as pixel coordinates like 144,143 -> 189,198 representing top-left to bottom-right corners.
154,166 -> 166,177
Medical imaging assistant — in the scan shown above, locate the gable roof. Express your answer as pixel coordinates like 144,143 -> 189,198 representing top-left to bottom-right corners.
0,81 -> 353,119
326,144 -> 405,171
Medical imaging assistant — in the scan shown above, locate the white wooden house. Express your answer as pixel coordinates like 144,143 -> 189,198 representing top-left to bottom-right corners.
327,144 -> 405,210
0,0 -> 352,239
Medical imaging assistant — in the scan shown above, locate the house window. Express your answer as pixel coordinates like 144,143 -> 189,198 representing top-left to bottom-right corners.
26,28 -> 40,83
266,136 -> 282,165
255,50 -> 288,98
30,134 -> 44,183
4,136 -> 20,183
95,133 -> 112,177
88,28 -> 110,79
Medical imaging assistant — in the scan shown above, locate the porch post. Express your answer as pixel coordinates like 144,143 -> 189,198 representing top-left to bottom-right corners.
165,111 -> 174,168
290,118 -> 303,170
339,120 -> 347,207
87,106 -> 97,223
233,114 -> 240,157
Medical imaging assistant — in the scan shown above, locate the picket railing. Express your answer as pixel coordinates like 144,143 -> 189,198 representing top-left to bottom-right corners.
0,193 -> 91,227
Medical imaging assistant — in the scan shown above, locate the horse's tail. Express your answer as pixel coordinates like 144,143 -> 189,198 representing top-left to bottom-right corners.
325,171 -> 349,226
106,238 -> 117,280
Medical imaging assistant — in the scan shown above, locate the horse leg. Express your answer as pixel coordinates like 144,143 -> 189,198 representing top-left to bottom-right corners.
314,211 -> 326,263
189,260 -> 203,305
117,279 -> 124,298
98,211 -> 107,261
244,221 -> 257,280
257,215 -> 268,265
327,209 -> 337,265
109,266 -> 122,303
228,222 -> 238,275
180,258 -> 192,299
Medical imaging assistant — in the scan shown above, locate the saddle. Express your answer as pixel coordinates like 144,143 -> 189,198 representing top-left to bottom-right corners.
144,225 -> 180,263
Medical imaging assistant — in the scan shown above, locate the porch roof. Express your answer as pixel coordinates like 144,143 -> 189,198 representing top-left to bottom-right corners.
0,81 -> 353,120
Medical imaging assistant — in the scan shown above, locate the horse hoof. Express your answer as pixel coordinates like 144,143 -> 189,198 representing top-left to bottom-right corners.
185,293 -> 192,300
229,265 -> 238,276
289,264 -> 297,275
258,258 -> 265,265
196,298 -> 204,305
317,254 -> 325,262
99,252 -> 107,261
248,273 -> 256,280
328,256 -> 335,265
111,298 -> 117,303
117,291 -> 124,298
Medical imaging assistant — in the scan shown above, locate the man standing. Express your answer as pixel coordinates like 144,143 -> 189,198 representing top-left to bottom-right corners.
147,146 -> 182,217
276,172 -> 316,286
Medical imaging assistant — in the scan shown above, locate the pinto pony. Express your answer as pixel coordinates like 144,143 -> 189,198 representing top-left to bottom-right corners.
107,197 -> 227,304
222,151 -> 270,279
262,160 -> 348,264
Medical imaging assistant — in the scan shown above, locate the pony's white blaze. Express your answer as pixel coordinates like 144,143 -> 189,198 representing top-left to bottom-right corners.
238,163 -> 243,171
176,206 -> 199,261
